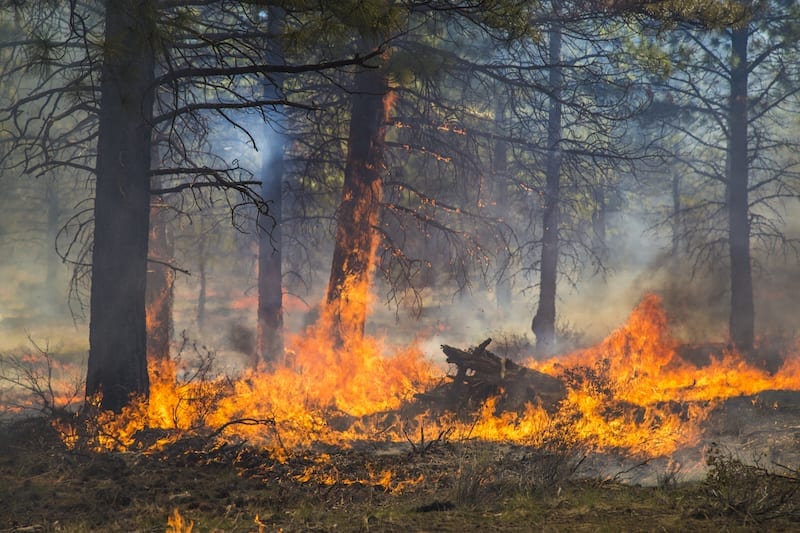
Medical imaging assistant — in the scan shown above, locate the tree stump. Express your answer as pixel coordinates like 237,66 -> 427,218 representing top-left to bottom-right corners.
416,338 -> 566,416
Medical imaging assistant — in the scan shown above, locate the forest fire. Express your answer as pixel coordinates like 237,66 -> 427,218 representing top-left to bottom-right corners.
6,1 -> 800,529
60,294 -> 800,465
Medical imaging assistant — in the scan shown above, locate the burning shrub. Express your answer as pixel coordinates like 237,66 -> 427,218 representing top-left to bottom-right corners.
58,345 -> 230,453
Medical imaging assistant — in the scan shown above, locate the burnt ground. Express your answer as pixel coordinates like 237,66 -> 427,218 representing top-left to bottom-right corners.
1,394 -> 800,533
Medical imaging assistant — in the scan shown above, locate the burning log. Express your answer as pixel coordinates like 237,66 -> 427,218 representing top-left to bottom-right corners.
417,338 -> 566,415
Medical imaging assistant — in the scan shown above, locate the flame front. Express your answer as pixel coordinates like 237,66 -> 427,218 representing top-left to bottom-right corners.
207,303 -> 437,452
71,293 -> 800,462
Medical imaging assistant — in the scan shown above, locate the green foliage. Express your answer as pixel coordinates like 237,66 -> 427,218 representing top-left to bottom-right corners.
470,0 -> 541,42
622,35 -> 674,78
630,0 -> 749,29
387,47 -> 448,86
327,0 -> 406,40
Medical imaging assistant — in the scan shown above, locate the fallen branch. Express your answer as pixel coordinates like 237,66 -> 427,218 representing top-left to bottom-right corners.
210,417 -> 276,439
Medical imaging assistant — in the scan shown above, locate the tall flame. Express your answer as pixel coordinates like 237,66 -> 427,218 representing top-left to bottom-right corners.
206,303 -> 437,452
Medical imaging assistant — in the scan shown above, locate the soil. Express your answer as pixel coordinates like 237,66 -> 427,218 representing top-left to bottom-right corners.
1,405 -> 799,533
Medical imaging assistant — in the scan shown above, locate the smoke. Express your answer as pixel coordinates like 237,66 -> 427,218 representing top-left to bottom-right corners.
0,254 -> 85,354
558,197 -> 800,348
751,199 -> 800,338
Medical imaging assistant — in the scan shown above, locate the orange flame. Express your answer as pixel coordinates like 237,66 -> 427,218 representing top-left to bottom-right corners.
166,507 -> 194,533
205,305 -> 437,452
72,293 -> 800,462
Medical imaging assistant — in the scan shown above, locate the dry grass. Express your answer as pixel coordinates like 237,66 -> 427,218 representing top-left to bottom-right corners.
1,415 -> 799,532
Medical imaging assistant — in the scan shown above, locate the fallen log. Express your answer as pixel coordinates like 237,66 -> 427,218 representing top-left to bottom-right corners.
416,338 -> 566,415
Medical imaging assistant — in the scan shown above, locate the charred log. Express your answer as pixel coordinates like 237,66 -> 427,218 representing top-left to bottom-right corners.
417,338 -> 566,416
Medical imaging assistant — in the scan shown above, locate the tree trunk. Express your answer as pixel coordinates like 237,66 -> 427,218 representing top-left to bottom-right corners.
145,191 -> 174,361
196,221 -> 207,330
727,26 -> 754,353
257,6 -> 287,365
532,13 -> 562,354
492,98 -> 512,309
324,55 -> 392,344
86,0 -> 156,412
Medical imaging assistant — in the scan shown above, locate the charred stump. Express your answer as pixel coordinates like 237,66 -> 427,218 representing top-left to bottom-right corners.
417,339 -> 566,416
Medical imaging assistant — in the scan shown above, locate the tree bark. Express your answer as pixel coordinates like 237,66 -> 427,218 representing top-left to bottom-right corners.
146,192 -> 174,361
257,6 -> 287,365
532,11 -> 562,354
86,0 -> 156,412
727,25 -> 754,353
196,216 -> 208,330
324,55 -> 392,344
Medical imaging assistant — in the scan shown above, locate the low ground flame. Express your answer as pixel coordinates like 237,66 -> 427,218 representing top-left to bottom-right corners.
64,294 -> 800,462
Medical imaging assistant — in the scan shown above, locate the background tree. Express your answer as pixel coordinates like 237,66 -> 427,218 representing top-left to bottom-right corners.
256,6 -> 288,365
1,0 -> 383,410
641,1 -> 800,352
86,0 -> 157,411
323,44 -> 394,343
531,4 -> 564,352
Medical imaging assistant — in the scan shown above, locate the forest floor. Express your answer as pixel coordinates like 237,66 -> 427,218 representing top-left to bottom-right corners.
2,277 -> 800,531
1,412 -> 799,533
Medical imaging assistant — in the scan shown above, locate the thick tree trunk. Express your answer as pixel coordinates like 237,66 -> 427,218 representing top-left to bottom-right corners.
86,0 -> 156,412
146,193 -> 174,361
727,26 -> 754,353
532,14 -> 562,353
257,6 -> 287,365
324,57 -> 392,344
257,139 -> 285,364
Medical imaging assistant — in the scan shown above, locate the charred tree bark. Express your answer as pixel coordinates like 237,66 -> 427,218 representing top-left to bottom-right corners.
257,139 -> 285,364
86,0 -> 156,412
727,26 -> 754,353
146,193 -> 174,361
257,6 -> 287,365
324,54 -> 392,344
532,12 -> 563,354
